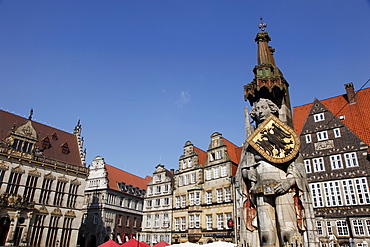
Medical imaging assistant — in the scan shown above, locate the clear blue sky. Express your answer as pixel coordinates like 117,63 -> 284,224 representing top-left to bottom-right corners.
1,0 -> 369,178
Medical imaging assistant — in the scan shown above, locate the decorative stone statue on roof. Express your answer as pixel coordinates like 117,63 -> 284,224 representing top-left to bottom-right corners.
235,19 -> 318,247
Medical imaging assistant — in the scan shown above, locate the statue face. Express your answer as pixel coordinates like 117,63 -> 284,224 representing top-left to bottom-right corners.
253,100 -> 272,123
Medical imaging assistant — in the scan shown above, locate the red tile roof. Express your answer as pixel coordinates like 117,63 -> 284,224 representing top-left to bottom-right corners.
105,164 -> 152,192
293,87 -> 370,148
222,137 -> 242,176
0,110 -> 83,166
193,146 -> 207,167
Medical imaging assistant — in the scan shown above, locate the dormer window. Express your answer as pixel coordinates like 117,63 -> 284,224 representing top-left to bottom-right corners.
42,137 -> 51,149
52,133 -> 58,141
12,139 -> 23,151
61,142 -> 70,154
12,139 -> 33,153
314,113 -> 325,122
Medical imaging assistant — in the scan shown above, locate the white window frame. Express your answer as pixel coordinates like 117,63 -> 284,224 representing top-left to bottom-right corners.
182,160 -> 187,169
323,181 -> 343,207
206,215 -> 212,230
355,178 -> 370,204
305,134 -> 311,143
310,183 -> 324,207
225,187 -> 231,202
342,179 -> 357,205
327,221 -> 333,235
189,215 -> 194,228
353,219 -> 365,236
191,173 -> 196,184
345,152 -> 358,168
188,158 -> 192,168
154,214 -> 160,228
217,189 -> 223,203
221,165 -> 227,177
189,192 -> 195,206
317,131 -> 328,141
195,214 -> 200,228
146,215 -> 151,228
195,192 -> 200,205
181,217 -> 186,231
217,214 -> 224,230
206,191 -> 212,204
313,157 -> 325,172
214,167 -> 220,179
175,218 -> 179,231
206,169 -> 212,180
314,113 -> 325,122
336,220 -> 349,236
179,176 -> 183,186
216,150 -> 222,160
175,196 -> 180,208
330,154 -> 343,169
316,221 -> 323,235
181,195 -> 186,208
304,159 -> 311,173
334,128 -> 341,138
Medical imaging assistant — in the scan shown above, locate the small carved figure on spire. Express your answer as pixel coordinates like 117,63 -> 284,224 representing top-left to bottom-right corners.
258,17 -> 267,31
28,109 -> 34,120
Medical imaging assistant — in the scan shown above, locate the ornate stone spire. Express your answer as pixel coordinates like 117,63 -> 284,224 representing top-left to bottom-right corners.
244,18 -> 293,126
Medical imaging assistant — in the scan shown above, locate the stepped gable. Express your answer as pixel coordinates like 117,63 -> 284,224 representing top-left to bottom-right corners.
105,164 -> 152,191
293,86 -> 370,149
221,137 -> 242,175
0,109 -> 82,166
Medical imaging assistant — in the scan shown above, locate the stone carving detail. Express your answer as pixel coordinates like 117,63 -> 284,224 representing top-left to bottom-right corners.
314,140 -> 334,151
0,193 -> 35,209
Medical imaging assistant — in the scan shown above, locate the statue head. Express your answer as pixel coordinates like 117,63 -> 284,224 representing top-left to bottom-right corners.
250,98 -> 279,125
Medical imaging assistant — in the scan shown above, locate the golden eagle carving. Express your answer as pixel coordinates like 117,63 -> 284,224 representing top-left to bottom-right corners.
247,114 -> 300,163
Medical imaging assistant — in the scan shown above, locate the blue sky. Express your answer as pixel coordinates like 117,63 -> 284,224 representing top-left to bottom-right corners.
1,0 -> 369,178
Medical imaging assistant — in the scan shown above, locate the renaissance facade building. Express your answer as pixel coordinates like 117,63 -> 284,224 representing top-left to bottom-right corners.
138,164 -> 175,245
79,156 -> 151,247
293,83 -> 370,247
0,109 -> 88,246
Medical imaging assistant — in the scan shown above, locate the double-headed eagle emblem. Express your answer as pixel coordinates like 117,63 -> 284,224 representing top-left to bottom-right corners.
247,114 -> 300,163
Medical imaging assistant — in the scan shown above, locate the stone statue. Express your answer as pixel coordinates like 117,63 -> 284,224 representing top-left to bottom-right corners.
237,98 -> 316,247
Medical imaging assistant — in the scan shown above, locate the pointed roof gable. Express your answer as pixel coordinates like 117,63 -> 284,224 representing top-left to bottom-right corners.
0,109 -> 83,166
293,86 -> 370,148
105,164 -> 152,192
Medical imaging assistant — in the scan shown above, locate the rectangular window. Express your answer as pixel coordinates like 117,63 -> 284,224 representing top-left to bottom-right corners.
66,183 -> 79,208
345,152 -> 358,167
206,215 -> 212,230
24,175 -> 39,203
155,199 -> 160,207
175,218 -> 179,231
323,181 -> 342,207
336,220 -> 349,236
163,197 -> 169,206
175,196 -> 180,208
209,153 -> 215,161
214,167 -> 220,179
185,174 -> 190,185
314,113 -> 325,122
313,157 -> 325,172
29,214 -> 46,246
334,128 -> 341,138
147,200 -> 152,208
355,178 -> 370,204
188,158 -> 192,168
189,192 -> 195,206
310,183 -> 324,207
342,179 -> 357,205
317,131 -> 328,141
191,173 -> 196,184
181,195 -> 186,208
216,150 -> 222,160
225,188 -> 231,202
154,214 -> 159,228
327,221 -> 333,235
353,219 -> 365,236
182,160 -> 187,169
305,134 -> 312,143
189,215 -> 194,228
45,216 -> 60,247
316,221 -> 323,235
221,165 -> 227,177
54,180 -> 67,207
330,155 -> 343,169
39,178 -> 53,205
195,192 -> 200,205
217,214 -> 224,229
163,214 -> 169,227
6,172 -> 23,195
156,185 -> 161,193
304,159 -> 311,173
164,184 -> 169,193
365,219 -> 370,235
217,189 -> 223,203
195,214 -> 200,228
206,191 -> 212,204
181,217 -> 186,231
206,169 -> 212,180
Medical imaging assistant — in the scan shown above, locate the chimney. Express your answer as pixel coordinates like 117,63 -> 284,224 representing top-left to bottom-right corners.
345,82 -> 357,104
170,169 -> 175,174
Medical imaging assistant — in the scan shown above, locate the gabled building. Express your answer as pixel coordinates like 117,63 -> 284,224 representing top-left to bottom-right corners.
293,83 -> 370,247
172,133 -> 242,244
139,164 -> 175,245
0,109 -> 88,246
79,156 -> 151,247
